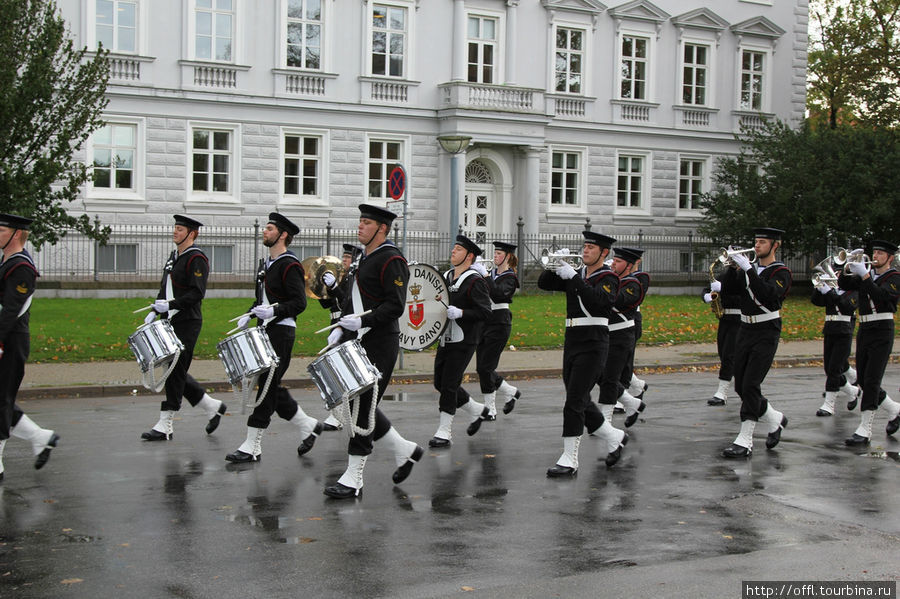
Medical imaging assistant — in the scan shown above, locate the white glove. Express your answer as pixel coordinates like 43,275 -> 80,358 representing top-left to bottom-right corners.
238,314 -> 251,329
251,305 -> 275,320
817,284 -> 831,295
322,271 -> 337,288
703,293 -> 714,303
0,346 -> 4,360
731,253 -> 752,271
144,311 -> 157,325
446,305 -> 463,320
471,262 -> 488,277
847,260 -> 869,277
710,281 -> 722,293
327,327 -> 343,347
555,262 -> 577,280
557,248 -> 570,255
339,315 -> 362,331
152,299 -> 169,313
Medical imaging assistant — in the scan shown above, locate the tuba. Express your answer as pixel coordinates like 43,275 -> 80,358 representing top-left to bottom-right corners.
540,248 -> 583,270
301,255 -> 345,299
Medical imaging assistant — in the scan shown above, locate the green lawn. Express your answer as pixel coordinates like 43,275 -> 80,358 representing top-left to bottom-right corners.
27,292 -> 835,364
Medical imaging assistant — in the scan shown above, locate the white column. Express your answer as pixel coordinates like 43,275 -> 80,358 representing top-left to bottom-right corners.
451,0 -> 467,81
523,146 -> 541,234
505,1 -> 519,86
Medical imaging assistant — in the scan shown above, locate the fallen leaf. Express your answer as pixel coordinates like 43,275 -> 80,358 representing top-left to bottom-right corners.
61,578 -> 84,585
461,586 -> 475,592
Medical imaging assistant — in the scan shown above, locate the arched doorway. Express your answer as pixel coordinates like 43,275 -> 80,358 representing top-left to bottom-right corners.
464,159 -> 494,245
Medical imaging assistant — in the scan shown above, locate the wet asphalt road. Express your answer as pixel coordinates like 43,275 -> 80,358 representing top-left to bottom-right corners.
1,367 -> 898,599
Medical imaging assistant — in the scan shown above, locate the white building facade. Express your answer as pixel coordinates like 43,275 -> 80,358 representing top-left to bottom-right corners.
59,0 -> 808,244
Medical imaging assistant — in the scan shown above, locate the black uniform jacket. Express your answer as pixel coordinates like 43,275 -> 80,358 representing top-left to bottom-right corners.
838,268 -> 899,330
612,273 -> 645,325
538,265 -> 619,344
486,268 -> 519,326
340,241 -> 409,338
156,246 -> 209,323
319,271 -> 352,321
0,251 -> 38,342
249,251 -> 307,324
810,288 -> 857,335
721,262 -> 792,329
443,266 -> 492,345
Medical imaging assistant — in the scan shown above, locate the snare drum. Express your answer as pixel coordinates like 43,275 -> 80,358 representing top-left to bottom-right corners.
128,319 -> 183,373
307,339 -> 381,410
216,327 -> 279,386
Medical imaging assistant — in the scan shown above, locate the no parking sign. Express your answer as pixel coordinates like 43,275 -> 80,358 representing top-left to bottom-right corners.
388,166 -> 406,200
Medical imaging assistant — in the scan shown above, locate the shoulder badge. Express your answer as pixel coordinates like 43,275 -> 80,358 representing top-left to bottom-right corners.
16,283 -> 28,294
625,288 -> 634,295
394,277 -> 404,287
603,284 -> 611,293
776,280 -> 783,288
194,270 -> 203,277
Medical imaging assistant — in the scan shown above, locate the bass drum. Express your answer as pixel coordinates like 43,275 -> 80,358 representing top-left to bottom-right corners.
400,262 -> 449,351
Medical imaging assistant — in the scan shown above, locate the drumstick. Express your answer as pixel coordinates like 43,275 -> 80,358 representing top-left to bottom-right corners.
228,303 -> 279,322
133,305 -> 154,314
435,295 -> 448,308
313,310 -> 373,334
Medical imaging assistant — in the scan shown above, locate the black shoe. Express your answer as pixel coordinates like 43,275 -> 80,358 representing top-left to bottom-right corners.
887,415 -> 900,436
624,401 -> 645,428
766,415 -> 788,449
707,397 -> 726,406
613,405 -> 625,414
847,396 -> 858,411
297,422 -> 323,457
205,403 -> 227,434
428,436 -> 451,448
483,413 -> 497,422
467,407 -> 490,436
845,433 -> 869,446
324,482 -> 361,499
392,445 -> 424,484
0,471 -> 4,482
815,409 -> 833,417
722,443 -> 752,458
141,429 -> 171,441
34,433 -> 60,470
546,464 -> 577,477
502,391 -> 521,415
605,432 -> 629,468
225,450 -> 261,463
636,382 -> 648,400
322,422 -> 341,432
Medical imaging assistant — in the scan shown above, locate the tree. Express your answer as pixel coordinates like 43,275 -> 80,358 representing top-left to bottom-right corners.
0,0 -> 110,248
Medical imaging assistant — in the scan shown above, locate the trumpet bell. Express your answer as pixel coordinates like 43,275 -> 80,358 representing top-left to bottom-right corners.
302,255 -> 345,299
717,246 -> 758,265
540,248 -> 583,269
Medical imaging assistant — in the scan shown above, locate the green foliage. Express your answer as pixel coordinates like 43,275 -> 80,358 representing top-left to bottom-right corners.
0,0 -> 110,248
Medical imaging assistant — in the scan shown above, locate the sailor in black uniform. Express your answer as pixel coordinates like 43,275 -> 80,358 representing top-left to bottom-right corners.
141,215 -> 225,441
538,231 -> 627,476
703,261 -> 743,406
621,257 -> 650,401
475,241 -> 521,418
428,235 -> 493,448
720,228 -> 792,458
226,213 -> 322,462
838,239 -> 900,445
323,204 -> 423,498
0,214 -> 58,481
811,267 -> 859,416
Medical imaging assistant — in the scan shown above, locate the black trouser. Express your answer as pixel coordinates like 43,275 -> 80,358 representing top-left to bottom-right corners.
855,326 -> 894,412
161,319 -> 205,411
476,320 -> 511,393
823,332 -> 852,391
0,331 -> 29,440
732,324 -> 780,421
247,325 -> 300,429
717,318 -> 740,381
598,329 -> 634,405
348,332 -> 399,456
434,342 -> 477,415
562,337 -> 607,437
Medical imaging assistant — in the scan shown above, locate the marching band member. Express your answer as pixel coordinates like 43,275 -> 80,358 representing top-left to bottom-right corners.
538,231 -> 627,477
837,240 -> 900,445
703,261 -> 742,406
428,235 -> 493,448
141,215 -> 225,441
811,266 -> 859,416
226,213 -> 322,463
720,228 -> 792,459
323,204 -> 422,499
475,241 -> 521,419
0,214 -> 58,481
623,257 -> 650,400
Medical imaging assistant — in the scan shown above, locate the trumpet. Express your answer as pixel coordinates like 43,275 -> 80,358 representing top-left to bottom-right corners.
717,246 -> 758,267
841,249 -> 874,274
540,248 -> 583,270
474,257 -> 495,270
811,271 -> 839,289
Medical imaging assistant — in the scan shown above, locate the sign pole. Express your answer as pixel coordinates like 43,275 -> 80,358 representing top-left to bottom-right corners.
389,164 -> 408,371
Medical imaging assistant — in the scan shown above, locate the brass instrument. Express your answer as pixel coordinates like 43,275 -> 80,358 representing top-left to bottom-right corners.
717,246 -> 758,267
707,259 -> 724,319
474,257 -> 495,270
841,249 -> 874,274
810,254 -> 841,289
540,248 -> 583,270
301,255 -> 345,299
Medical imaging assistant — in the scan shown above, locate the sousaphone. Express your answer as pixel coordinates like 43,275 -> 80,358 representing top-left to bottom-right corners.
302,255 -> 345,299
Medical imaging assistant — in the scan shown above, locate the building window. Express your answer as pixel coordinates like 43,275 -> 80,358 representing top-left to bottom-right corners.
96,0 -> 137,53
740,50 -> 764,110
284,134 -> 320,198
467,15 -> 497,84
367,140 -> 402,199
617,155 -> 644,208
555,27 -> 583,94
195,0 -> 233,62
682,43 -> 708,105
621,35 -> 648,100
371,4 -> 406,77
192,129 -> 231,193
97,244 -> 137,273
550,151 -> 580,206
679,159 -> 705,210
92,123 -> 136,191
680,251 -> 705,273
286,0 -> 321,69
196,245 -> 234,273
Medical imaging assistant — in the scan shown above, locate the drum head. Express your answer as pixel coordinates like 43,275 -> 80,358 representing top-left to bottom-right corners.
400,262 -> 449,350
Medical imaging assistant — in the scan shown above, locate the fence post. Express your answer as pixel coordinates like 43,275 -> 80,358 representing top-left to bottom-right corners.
638,228 -> 643,247
325,220 -> 332,256
93,215 -> 101,282
253,219 -> 260,269
688,230 -> 694,284
584,216 -> 592,231
516,216 -> 524,283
